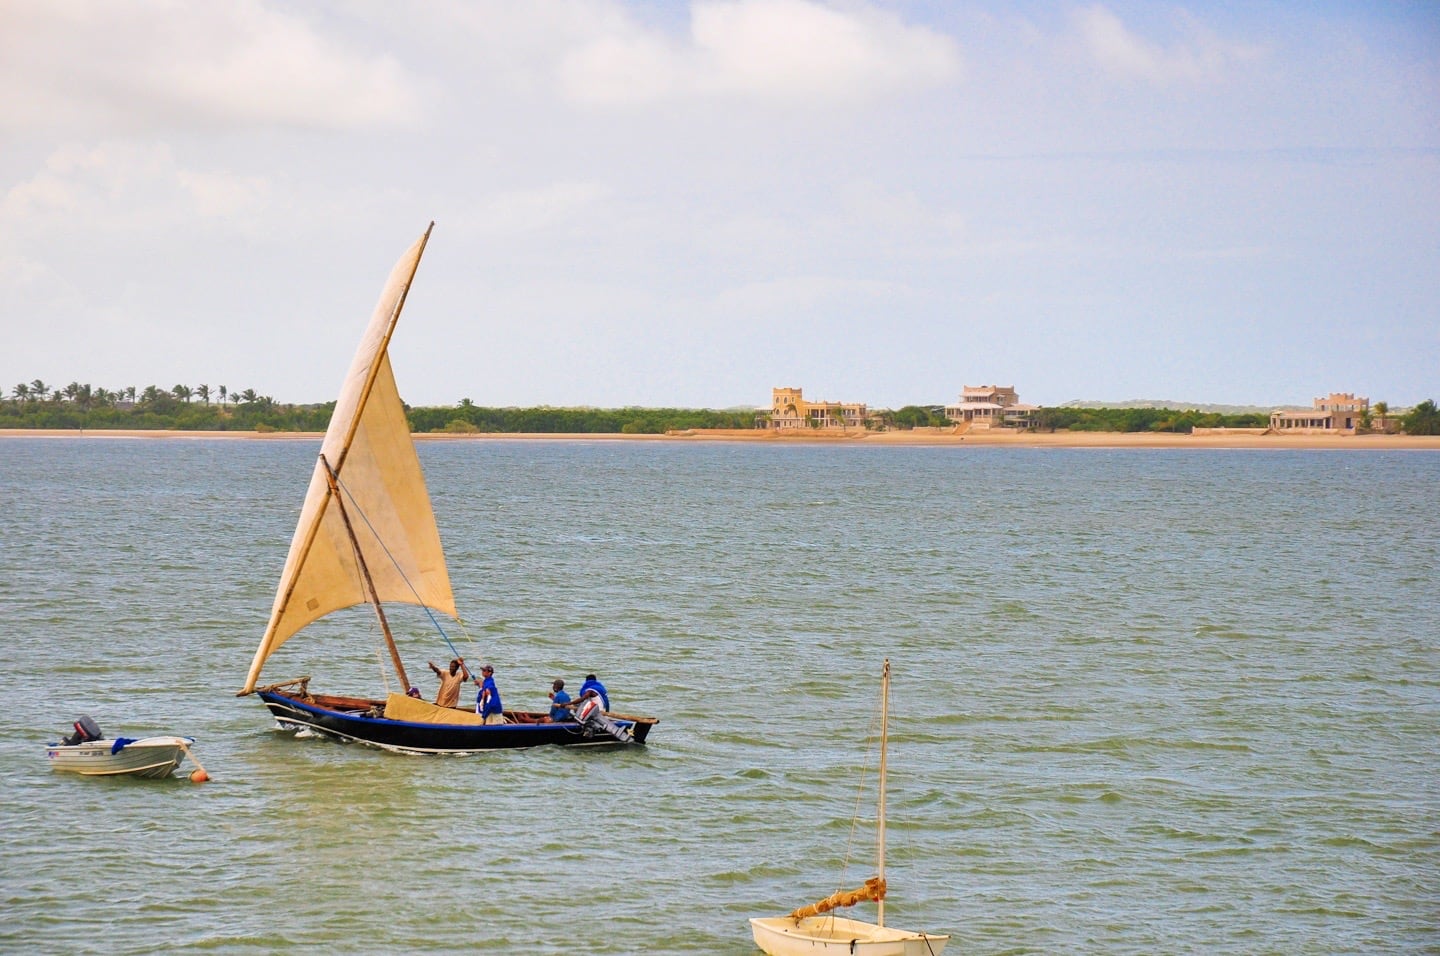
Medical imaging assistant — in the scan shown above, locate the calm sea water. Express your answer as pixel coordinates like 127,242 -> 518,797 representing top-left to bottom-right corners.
0,437 -> 1436,954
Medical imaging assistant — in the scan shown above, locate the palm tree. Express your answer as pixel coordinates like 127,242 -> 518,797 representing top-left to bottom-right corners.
1374,401 -> 1389,432
172,384 -> 193,403
238,388 -> 258,404
13,383 -> 30,402
219,385 -> 228,407
30,379 -> 48,402
197,384 -> 211,405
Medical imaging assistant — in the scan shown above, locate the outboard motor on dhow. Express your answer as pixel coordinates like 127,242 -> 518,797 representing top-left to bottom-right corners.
575,693 -> 634,744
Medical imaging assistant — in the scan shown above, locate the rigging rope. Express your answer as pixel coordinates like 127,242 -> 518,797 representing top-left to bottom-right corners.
334,472 -> 469,664
335,494 -> 395,689
805,685 -> 886,928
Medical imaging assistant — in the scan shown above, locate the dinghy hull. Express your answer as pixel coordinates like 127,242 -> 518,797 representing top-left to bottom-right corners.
46,737 -> 193,779
750,915 -> 948,956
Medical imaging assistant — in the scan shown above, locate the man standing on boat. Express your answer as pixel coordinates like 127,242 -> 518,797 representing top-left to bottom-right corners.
428,658 -> 470,708
475,665 -> 504,724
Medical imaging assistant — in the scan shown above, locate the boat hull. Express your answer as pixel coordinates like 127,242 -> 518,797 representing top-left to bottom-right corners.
750,916 -> 949,956
46,737 -> 193,779
258,691 -> 655,754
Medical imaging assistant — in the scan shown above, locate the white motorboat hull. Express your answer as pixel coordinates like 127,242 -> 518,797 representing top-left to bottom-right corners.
750,915 -> 949,956
46,736 -> 193,779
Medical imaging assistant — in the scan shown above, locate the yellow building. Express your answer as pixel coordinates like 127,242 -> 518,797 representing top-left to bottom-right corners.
1270,392 -> 1369,434
766,387 -> 868,430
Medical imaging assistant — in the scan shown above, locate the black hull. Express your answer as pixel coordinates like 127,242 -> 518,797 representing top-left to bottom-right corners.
257,691 -> 654,753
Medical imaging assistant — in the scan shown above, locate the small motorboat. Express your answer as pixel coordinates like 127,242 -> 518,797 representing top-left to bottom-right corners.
46,716 -> 195,779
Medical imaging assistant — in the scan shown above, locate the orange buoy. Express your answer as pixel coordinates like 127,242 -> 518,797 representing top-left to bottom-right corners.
180,742 -> 210,783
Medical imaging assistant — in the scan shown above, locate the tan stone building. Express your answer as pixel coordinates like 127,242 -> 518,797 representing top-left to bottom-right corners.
765,387 -> 868,430
1270,392 -> 1369,433
944,385 -> 1036,429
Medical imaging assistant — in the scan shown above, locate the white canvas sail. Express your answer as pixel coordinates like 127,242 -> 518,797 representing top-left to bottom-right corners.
241,224 -> 455,694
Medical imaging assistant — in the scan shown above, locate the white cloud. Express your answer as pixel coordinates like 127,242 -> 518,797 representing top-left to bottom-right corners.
556,27 -> 686,108
691,0 -> 960,99
467,182 -> 614,236
557,0 -> 961,106
1075,5 -> 1259,84
0,0 -> 425,133
1,142 -> 270,231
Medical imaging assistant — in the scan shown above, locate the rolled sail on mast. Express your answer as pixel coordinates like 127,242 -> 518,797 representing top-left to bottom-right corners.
788,876 -> 887,920
241,224 -> 456,695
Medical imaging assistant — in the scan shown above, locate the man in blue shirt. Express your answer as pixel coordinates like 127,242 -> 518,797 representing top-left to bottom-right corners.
544,679 -> 572,722
474,664 -> 504,724
578,674 -> 609,710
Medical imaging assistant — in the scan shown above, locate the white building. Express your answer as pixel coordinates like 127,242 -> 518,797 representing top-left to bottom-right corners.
944,385 -> 1036,429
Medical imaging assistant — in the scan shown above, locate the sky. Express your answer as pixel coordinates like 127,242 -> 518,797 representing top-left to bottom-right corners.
2,1 -> 1437,410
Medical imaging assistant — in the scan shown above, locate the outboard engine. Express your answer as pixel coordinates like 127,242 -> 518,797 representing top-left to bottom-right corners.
63,715 -> 102,746
574,696 -> 634,744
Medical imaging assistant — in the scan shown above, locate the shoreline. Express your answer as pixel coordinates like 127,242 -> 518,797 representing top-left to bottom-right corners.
3,427 -> 1437,450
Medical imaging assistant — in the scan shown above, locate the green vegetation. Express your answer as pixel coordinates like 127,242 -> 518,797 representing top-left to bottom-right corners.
5,380 -> 1435,436
1031,407 -> 1270,433
1401,399 -> 1440,436
0,381 -> 754,434
0,380 -> 333,431
406,403 -> 755,434
889,405 -> 948,428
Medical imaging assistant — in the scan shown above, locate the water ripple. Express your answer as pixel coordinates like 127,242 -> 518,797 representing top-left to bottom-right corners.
1,440 -> 1437,953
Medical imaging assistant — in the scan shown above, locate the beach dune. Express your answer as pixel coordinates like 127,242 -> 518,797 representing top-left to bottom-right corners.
4,427 -> 1437,450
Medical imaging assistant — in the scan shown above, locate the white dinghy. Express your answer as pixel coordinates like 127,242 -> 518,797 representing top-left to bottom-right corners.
46,716 -> 195,779
750,661 -> 949,956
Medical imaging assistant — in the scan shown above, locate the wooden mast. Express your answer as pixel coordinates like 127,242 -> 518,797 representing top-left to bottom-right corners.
321,453 -> 411,693
878,657 -> 889,928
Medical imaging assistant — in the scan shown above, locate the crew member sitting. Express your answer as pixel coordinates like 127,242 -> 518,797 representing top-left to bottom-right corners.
578,673 -> 609,710
541,679 -> 571,723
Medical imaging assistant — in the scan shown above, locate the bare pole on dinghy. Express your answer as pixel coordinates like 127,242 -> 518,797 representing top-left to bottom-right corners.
878,657 -> 890,929
322,453 -> 411,693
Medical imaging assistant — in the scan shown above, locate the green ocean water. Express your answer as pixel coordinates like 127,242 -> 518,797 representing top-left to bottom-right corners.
1,437 -> 1436,954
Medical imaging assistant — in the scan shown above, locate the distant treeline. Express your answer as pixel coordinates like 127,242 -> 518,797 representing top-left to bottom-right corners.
0,385 -> 332,432
408,403 -> 756,434
1034,406 -> 1270,432
889,404 -> 1270,432
0,383 -> 754,434
4,381 -> 1436,435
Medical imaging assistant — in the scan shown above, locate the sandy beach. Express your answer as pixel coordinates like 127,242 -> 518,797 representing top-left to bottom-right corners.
4,427 -> 1438,449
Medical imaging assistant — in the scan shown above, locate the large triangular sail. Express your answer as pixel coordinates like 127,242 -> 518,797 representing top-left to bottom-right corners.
240,224 -> 455,695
